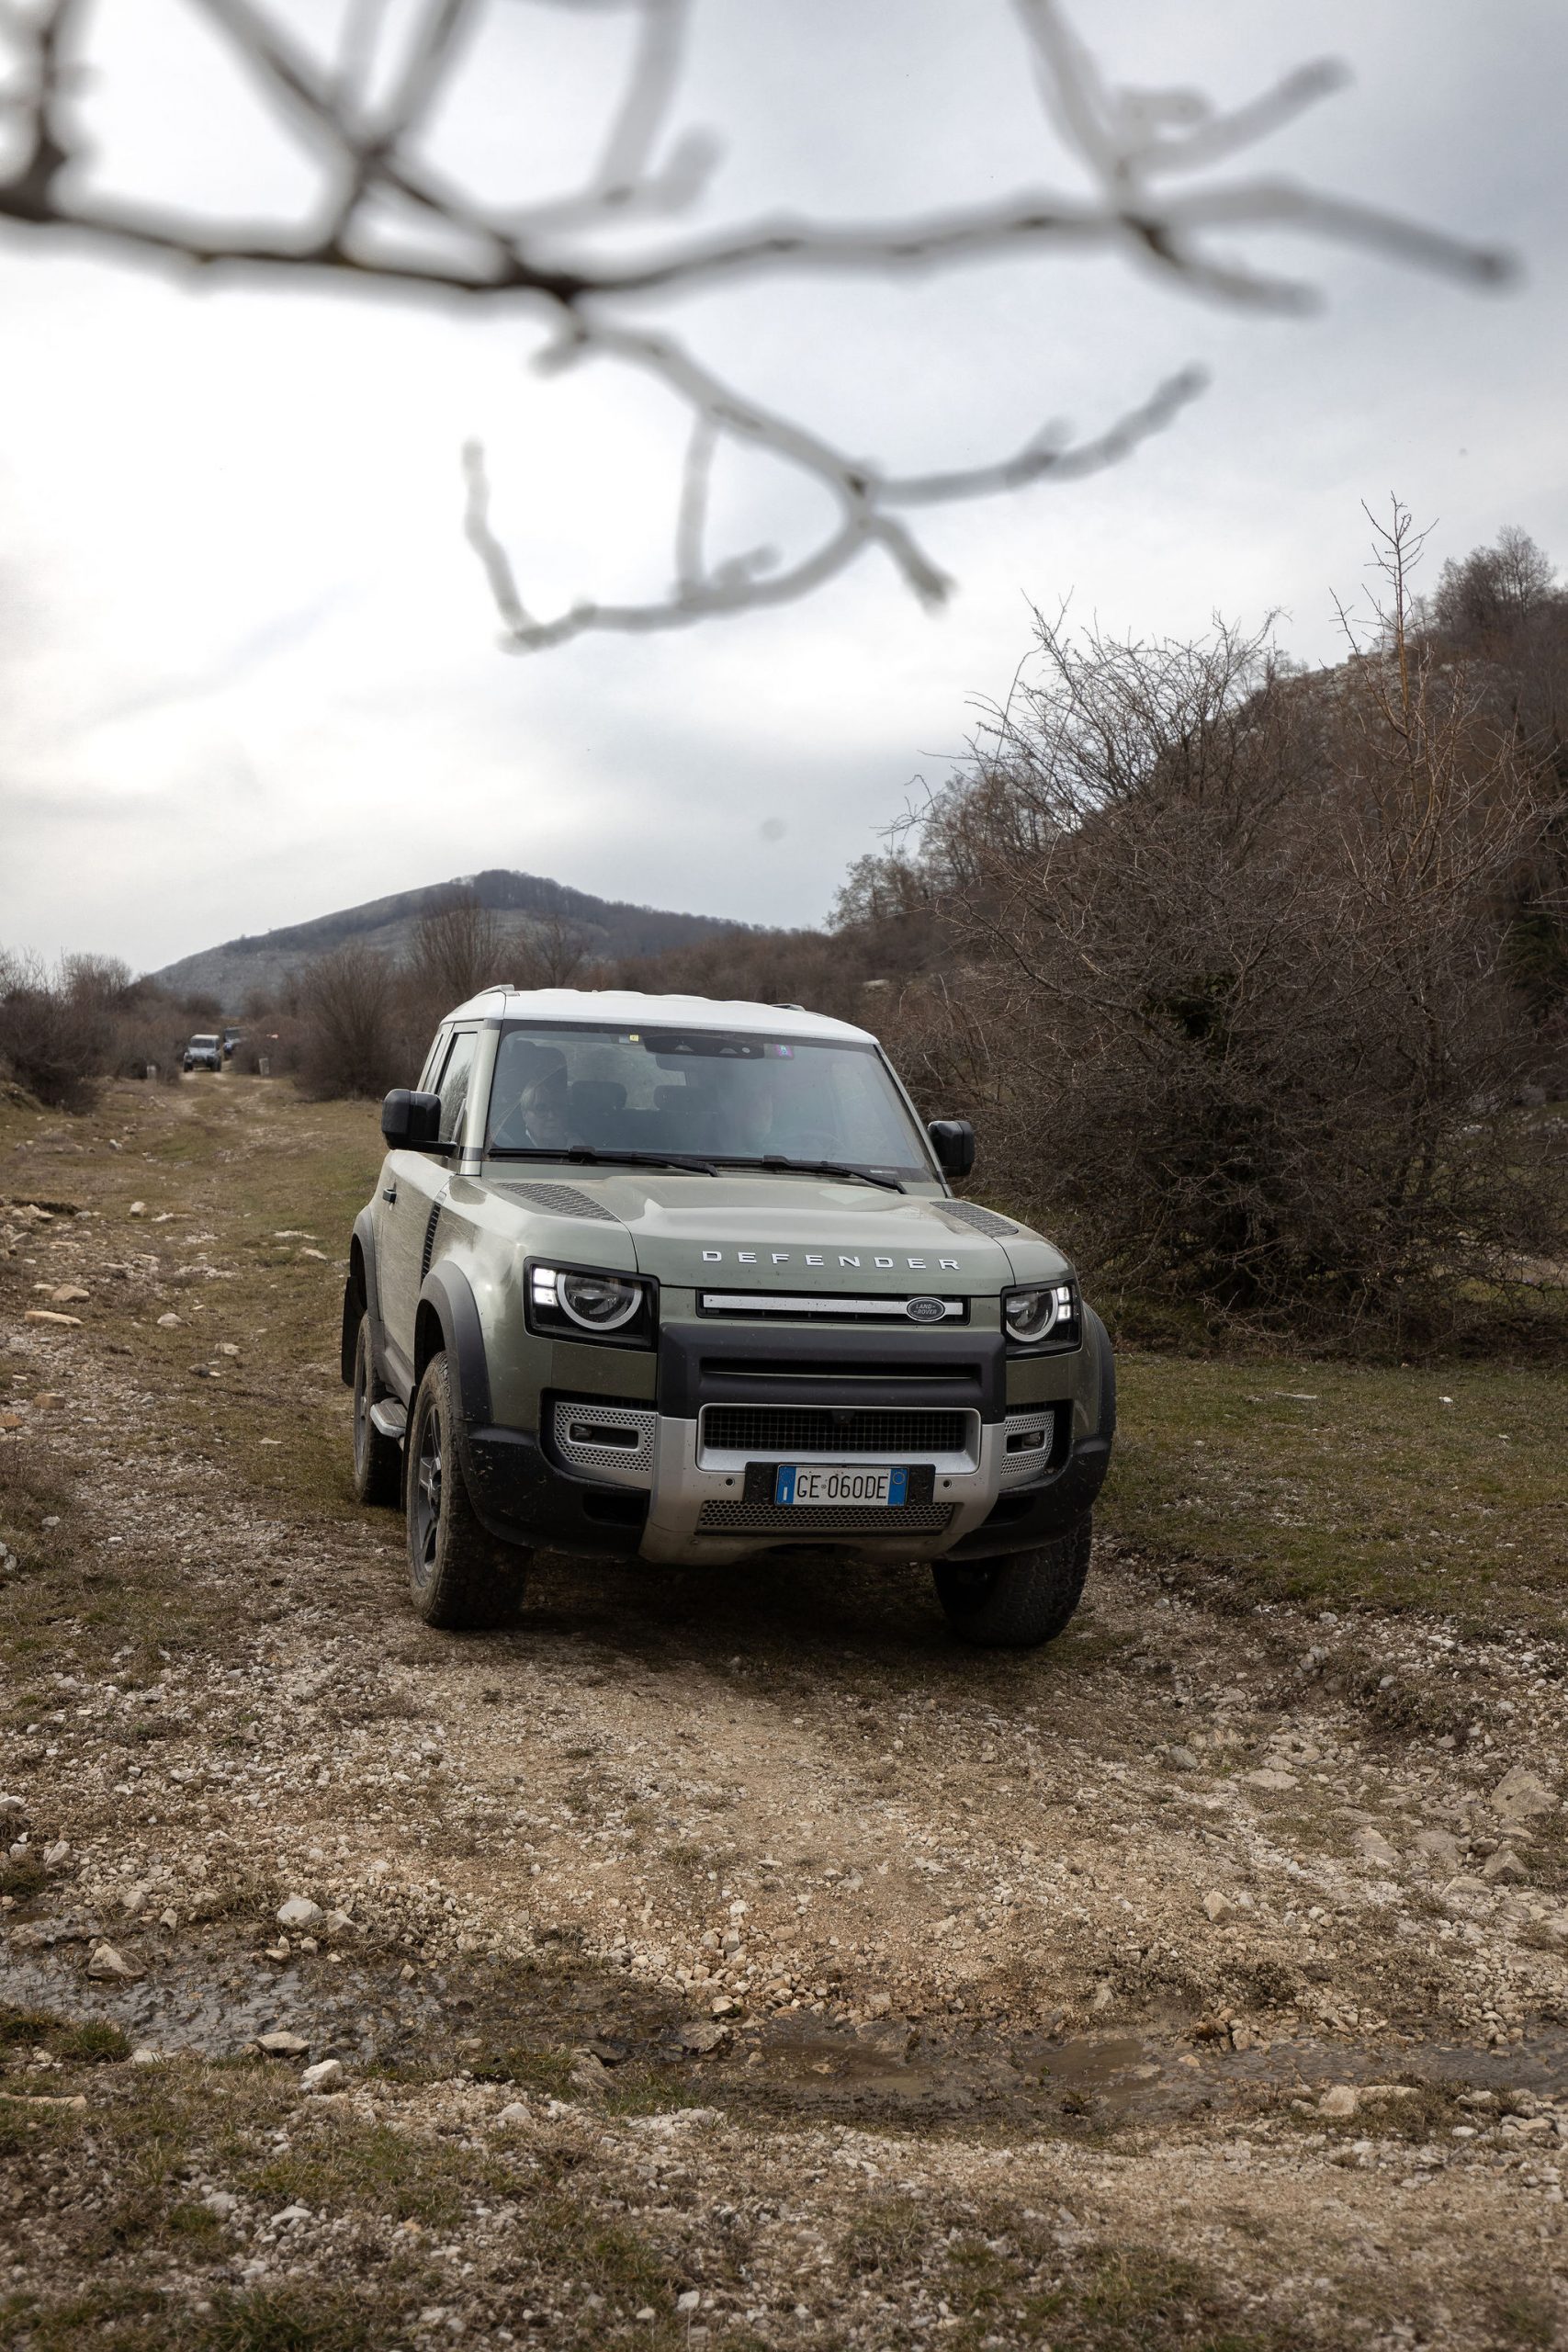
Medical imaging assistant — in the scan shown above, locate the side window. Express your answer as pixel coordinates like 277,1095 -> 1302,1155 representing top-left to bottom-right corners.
417,1028 -> 449,1093
434,1030 -> 478,1147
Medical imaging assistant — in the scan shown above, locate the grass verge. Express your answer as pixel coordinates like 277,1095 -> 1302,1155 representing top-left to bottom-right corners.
1103,1352 -> 1568,1627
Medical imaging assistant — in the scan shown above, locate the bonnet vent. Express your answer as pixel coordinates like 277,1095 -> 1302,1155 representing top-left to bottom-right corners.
495,1182 -> 617,1223
938,1201 -> 1019,1238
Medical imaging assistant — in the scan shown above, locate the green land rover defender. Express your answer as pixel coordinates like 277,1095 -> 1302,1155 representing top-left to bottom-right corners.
341,989 -> 1114,1647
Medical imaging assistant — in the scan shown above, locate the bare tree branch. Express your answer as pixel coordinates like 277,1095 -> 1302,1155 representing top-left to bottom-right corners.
0,0 -> 1518,648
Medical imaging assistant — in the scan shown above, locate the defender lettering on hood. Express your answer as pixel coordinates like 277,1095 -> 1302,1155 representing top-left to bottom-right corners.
699,1250 -> 964,1269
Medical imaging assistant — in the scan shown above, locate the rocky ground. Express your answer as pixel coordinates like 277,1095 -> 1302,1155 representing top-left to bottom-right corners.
1,1076 -> 1566,2351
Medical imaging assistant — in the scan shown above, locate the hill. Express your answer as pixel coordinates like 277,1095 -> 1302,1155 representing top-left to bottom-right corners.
150,868 -> 750,1007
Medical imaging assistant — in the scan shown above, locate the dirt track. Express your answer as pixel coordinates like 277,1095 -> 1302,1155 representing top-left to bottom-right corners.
3,1077 -> 1567,2349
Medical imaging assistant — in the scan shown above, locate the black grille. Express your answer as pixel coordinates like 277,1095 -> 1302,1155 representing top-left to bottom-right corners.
698,1499 -> 955,1535
703,1406 -> 969,1455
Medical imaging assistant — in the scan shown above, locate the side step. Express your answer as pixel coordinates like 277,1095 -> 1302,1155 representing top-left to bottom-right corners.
369,1398 -> 408,1441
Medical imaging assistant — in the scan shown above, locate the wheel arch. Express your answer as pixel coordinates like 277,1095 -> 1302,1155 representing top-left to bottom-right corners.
340,1210 -> 383,1387
415,1261 -> 492,1427
1084,1303 -> 1116,1442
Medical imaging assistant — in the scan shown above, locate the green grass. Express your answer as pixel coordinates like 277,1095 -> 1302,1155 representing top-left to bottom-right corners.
0,2007 -> 130,2070
1103,1352 -> 1568,1627
840,2197 -> 1363,2349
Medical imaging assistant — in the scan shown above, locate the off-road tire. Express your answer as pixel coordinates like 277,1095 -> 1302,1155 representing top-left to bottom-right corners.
405,1351 -> 528,1630
931,1517 -> 1092,1649
350,1312 -> 402,1509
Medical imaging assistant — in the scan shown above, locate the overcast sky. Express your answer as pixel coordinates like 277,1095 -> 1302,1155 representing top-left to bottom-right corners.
2,0 -> 1566,977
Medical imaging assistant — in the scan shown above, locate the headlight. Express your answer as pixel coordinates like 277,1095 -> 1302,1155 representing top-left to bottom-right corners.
527,1262 -> 657,1347
1003,1281 -> 1079,1348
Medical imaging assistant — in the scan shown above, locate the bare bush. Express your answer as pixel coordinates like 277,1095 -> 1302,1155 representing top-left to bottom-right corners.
1432,526 -> 1560,645
294,942 -> 404,1101
0,950 -> 112,1110
0,945 -> 108,1110
231,1017 -> 305,1078
865,512 -> 1562,1340
514,914 -> 591,991
0,950 -> 191,1098
406,890 -> 507,1010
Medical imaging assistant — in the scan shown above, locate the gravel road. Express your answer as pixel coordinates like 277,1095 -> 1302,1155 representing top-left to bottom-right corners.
3,1078 -> 1566,2347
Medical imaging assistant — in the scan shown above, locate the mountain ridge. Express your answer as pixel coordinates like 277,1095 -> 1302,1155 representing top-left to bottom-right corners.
150,868 -> 751,1007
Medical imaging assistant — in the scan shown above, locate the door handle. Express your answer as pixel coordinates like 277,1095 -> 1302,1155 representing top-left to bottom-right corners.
381,1184 -> 398,1204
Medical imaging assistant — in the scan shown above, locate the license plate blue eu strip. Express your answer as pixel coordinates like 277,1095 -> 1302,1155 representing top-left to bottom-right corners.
773,1466 -> 908,1506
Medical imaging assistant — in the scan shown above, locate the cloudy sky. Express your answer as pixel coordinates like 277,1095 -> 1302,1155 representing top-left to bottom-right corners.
2,0 -> 1565,977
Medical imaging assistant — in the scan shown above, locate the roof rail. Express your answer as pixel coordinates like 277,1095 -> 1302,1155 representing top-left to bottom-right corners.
473,983 -> 515,996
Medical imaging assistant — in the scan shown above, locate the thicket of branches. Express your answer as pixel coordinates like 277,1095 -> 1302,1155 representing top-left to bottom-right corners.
0,0 -> 1512,645
0,954 -> 187,1110
11,514 -> 1563,1345
623,516 -> 1568,1344
271,888 -> 585,1098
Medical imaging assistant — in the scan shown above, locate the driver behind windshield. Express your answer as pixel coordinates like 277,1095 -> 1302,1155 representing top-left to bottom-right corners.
489,1040 -> 570,1149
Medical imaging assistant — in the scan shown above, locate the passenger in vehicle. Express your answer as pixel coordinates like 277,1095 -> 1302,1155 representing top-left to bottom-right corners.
489,1040 -> 570,1148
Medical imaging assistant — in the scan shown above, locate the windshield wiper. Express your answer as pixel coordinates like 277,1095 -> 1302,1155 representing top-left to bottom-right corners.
486,1146 -> 717,1175
712,1155 -> 906,1194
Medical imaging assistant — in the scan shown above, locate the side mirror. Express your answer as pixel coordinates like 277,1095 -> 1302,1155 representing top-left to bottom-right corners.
928,1118 -> 976,1179
381,1088 -> 443,1149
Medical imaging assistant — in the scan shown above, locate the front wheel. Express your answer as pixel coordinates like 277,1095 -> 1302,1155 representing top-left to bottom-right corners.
350,1313 -> 402,1509
405,1351 -> 529,1630
931,1518 -> 1092,1649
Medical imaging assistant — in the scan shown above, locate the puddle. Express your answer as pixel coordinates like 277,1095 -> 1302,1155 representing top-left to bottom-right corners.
2,1938 -> 451,2066
1,1915 -> 696,2084
6,1918 -> 1568,2123
744,2009 -> 1568,2124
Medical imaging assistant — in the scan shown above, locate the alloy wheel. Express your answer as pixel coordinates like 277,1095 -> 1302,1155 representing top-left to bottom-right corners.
412,1404 -> 443,1586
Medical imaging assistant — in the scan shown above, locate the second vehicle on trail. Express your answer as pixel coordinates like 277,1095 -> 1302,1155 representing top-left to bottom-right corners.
341,989 -> 1114,1648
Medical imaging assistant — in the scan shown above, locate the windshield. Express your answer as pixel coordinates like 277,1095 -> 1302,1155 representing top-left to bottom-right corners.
189,1035 -> 219,1047
484,1023 -> 933,1179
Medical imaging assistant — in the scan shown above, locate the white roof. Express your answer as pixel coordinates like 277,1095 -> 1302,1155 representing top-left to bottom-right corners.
447,986 -> 876,1045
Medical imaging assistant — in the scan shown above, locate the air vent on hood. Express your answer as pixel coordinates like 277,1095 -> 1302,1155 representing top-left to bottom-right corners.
494,1182 -> 616,1221
938,1201 -> 1019,1238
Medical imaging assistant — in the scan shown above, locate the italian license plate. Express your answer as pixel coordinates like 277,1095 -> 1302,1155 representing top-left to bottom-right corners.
773,1465 -> 908,1507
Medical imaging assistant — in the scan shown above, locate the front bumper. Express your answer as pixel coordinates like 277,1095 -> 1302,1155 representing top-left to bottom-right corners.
455,1304 -> 1112,1567
457,1403 -> 1108,1567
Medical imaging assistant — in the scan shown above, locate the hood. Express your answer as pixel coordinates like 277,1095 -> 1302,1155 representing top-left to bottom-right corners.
481,1168 -> 1066,1292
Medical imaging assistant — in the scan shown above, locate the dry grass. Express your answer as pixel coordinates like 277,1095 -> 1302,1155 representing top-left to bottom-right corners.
1104,1351 -> 1568,1627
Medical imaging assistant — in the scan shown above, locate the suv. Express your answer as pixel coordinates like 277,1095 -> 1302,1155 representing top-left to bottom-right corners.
183,1034 -> 222,1073
342,989 -> 1114,1648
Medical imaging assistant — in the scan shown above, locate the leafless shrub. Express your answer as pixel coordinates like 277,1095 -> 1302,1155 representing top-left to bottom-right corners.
0,949 -> 111,1110
609,921 -> 907,1029
0,2 -> 1513,648
866,507 -> 1563,1340
66,964 -> 186,1083
231,1017 -> 305,1078
514,913 -> 591,991
1432,526 -> 1560,646
400,887 -> 511,1047
406,889 -> 507,1010
294,940 -> 403,1101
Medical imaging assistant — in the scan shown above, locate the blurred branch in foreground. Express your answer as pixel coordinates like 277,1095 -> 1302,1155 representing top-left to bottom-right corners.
0,0 -> 1516,647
